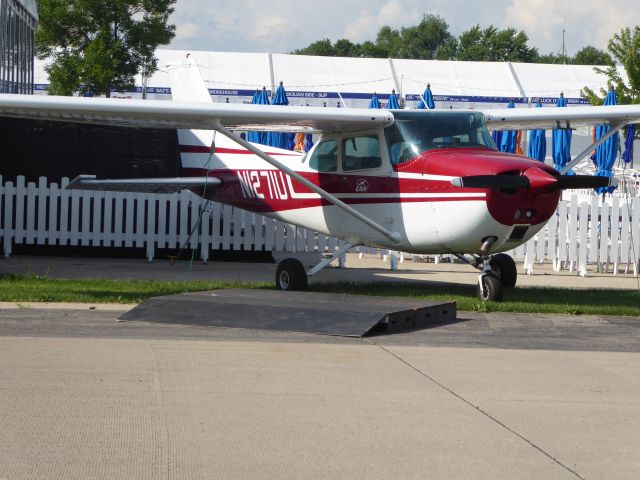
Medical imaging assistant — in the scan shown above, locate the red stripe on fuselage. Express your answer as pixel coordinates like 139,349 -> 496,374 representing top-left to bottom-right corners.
180,145 -> 300,156
180,167 -> 486,213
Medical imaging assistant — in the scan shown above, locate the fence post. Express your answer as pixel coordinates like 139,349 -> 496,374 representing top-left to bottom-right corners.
632,197 -> 640,276
37,177 -> 48,245
1,177 -> 13,258
578,202 -> 589,276
599,201 -> 610,273
146,194 -> 156,262
611,196 -> 621,274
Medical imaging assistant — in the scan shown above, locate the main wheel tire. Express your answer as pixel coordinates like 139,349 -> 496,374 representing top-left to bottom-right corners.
476,274 -> 504,301
489,253 -> 517,288
275,258 -> 308,291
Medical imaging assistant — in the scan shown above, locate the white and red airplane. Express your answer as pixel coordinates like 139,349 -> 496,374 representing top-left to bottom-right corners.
1,56 -> 639,301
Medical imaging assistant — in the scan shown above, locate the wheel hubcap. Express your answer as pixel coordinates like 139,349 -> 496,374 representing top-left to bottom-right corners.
279,271 -> 290,289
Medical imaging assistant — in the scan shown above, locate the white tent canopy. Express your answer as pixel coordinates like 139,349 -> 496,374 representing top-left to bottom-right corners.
34,49 -> 619,109
32,49 -> 637,166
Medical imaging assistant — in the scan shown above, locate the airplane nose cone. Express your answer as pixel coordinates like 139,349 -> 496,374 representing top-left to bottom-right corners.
522,166 -> 558,191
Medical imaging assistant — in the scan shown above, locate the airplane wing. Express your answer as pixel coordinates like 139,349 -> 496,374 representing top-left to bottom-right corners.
483,104 -> 640,130
66,175 -> 221,194
0,93 -> 394,134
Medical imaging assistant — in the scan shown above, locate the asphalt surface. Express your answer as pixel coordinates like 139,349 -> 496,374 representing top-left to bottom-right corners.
1,254 -> 639,479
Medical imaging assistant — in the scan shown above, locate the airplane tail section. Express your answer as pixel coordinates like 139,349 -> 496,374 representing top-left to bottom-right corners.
167,54 -> 214,104
165,53 -> 302,177
167,54 -> 218,170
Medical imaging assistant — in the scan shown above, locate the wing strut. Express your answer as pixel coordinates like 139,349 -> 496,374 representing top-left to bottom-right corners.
560,121 -> 626,174
215,124 -> 402,245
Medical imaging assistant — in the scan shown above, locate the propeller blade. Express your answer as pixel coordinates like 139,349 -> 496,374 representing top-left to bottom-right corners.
451,175 -> 531,189
554,175 -> 615,190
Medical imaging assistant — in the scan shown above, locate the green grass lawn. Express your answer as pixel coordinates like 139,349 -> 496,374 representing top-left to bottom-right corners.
1,273 -> 639,316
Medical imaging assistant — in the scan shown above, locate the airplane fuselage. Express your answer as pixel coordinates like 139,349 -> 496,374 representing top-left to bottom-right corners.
177,110 -> 561,255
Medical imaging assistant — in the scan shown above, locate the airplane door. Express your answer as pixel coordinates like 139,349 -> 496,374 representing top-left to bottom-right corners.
332,132 -> 397,244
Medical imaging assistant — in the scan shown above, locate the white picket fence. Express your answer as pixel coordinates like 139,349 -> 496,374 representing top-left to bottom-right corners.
1,176 -> 639,276
0,176 -> 347,261
511,194 -> 639,276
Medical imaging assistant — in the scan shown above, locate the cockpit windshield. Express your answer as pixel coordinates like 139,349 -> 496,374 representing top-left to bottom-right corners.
385,110 -> 496,165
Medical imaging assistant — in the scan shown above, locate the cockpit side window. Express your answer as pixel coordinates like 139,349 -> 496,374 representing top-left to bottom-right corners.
342,134 -> 382,171
308,139 -> 338,172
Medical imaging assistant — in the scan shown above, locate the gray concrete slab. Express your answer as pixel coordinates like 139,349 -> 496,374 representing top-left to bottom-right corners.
1,335 -> 607,480
1,254 -> 639,479
383,345 -> 640,480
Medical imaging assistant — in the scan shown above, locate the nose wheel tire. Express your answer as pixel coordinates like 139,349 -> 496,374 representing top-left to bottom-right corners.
276,258 -> 308,291
489,253 -> 517,288
476,274 -> 503,301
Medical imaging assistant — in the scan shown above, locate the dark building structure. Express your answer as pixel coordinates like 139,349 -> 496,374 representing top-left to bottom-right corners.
0,118 -> 180,182
0,0 -> 179,183
0,0 -> 38,94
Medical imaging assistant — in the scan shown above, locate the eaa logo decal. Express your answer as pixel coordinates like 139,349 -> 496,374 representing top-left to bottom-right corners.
355,179 -> 369,192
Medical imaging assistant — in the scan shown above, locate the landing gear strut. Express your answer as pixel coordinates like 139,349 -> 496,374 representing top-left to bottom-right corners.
455,252 -> 517,302
275,242 -> 354,291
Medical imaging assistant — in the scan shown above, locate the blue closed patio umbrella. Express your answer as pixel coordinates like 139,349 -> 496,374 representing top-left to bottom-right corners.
552,93 -> 573,174
247,87 -> 270,145
267,81 -> 291,149
622,124 -> 636,164
527,101 -> 546,161
417,83 -> 435,109
499,100 -> 518,153
368,93 -> 381,109
304,134 -> 314,152
593,88 -> 619,194
387,89 -> 401,109
491,130 -> 502,149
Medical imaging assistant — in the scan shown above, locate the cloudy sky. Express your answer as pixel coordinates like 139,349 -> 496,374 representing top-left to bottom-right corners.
167,0 -> 640,57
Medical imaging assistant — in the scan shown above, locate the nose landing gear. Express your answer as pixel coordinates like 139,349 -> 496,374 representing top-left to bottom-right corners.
455,252 -> 518,302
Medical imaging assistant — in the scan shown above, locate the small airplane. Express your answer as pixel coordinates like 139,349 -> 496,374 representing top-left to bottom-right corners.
1,55 -> 639,301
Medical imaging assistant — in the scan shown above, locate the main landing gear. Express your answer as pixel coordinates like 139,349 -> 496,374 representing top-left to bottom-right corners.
455,252 -> 517,302
275,245 -> 517,303
275,242 -> 354,291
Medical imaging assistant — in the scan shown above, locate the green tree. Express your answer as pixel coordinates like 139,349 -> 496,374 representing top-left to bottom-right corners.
333,38 -> 358,57
293,14 -> 452,60
358,40 -> 388,58
572,46 -> 613,66
395,14 -> 453,59
434,37 -> 459,60
293,38 -> 335,56
375,25 -> 401,57
582,26 -> 640,106
36,0 -> 176,97
536,52 -> 567,64
456,25 -> 538,62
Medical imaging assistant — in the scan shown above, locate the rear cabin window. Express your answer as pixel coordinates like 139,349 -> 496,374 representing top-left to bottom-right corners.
308,140 -> 338,172
342,134 -> 382,171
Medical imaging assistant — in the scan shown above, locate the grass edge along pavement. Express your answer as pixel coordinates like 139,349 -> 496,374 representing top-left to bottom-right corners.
1,274 -> 639,316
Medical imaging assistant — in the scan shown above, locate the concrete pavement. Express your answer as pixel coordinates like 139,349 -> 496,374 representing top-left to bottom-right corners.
1,254 -> 639,479
0,329 -> 638,479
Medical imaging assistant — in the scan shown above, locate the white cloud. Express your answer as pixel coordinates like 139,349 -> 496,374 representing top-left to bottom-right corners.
504,0 -> 640,54
250,14 -> 294,40
174,22 -> 200,42
343,0 -> 420,42
166,0 -> 640,56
